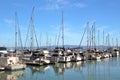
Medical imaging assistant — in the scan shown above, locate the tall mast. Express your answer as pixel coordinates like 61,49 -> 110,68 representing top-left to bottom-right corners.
89,25 -> 92,49
30,7 -> 35,50
39,33 -> 42,48
91,24 -> 94,49
116,38 -> 118,49
108,34 -> 110,47
106,33 -> 110,48
93,22 -> 96,49
98,30 -> 100,49
55,34 -> 57,47
15,12 -> 23,51
46,33 -> 48,49
87,22 -> 89,49
25,7 -> 39,50
103,30 -> 104,47
112,38 -> 114,47
62,11 -> 64,49
15,12 -> 18,51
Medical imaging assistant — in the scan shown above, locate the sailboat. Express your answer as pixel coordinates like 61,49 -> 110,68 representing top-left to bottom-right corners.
0,12 -> 26,71
23,7 -> 51,66
50,12 -> 72,63
36,48 -> 51,65
57,12 -> 72,63
23,7 -> 41,65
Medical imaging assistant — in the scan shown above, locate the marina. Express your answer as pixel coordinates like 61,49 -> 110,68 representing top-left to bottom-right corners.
1,0 -> 120,80
0,57 -> 120,80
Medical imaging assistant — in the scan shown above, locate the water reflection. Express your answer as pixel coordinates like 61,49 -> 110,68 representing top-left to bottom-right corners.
25,65 -> 51,80
0,70 -> 25,80
28,65 -> 50,73
24,58 -> 120,80
1,57 -> 120,80
53,61 -> 85,74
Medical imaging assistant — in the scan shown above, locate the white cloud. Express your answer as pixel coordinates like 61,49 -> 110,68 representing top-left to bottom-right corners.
39,0 -> 87,10
4,19 -> 14,25
73,2 -> 87,8
45,0 -> 69,4
39,0 -> 68,10
56,0 -> 69,5
40,3 -> 60,10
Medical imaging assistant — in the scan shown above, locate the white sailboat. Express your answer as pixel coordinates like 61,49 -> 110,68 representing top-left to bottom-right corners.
23,7 -> 43,66
57,12 -> 72,63
35,49 -> 51,65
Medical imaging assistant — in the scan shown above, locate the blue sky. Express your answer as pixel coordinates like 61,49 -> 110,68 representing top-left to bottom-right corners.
0,0 -> 120,47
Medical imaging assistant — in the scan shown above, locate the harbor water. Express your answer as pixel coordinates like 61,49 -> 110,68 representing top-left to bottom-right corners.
0,57 -> 120,80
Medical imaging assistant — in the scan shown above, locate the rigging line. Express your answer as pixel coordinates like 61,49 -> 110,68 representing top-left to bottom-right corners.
15,12 -> 23,51
24,23 -> 30,49
15,12 -> 18,51
57,27 -> 61,48
79,22 -> 88,48
39,33 -> 42,48
62,11 -> 64,49
18,23 -> 23,50
55,34 -> 57,47
34,27 -> 39,49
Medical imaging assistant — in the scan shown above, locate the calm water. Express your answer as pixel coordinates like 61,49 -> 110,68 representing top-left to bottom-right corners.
0,57 -> 120,80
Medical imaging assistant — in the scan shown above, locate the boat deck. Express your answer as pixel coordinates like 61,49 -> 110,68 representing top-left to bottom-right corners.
25,62 -> 43,66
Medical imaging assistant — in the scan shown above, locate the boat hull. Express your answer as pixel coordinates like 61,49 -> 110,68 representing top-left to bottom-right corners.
5,64 -> 26,71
